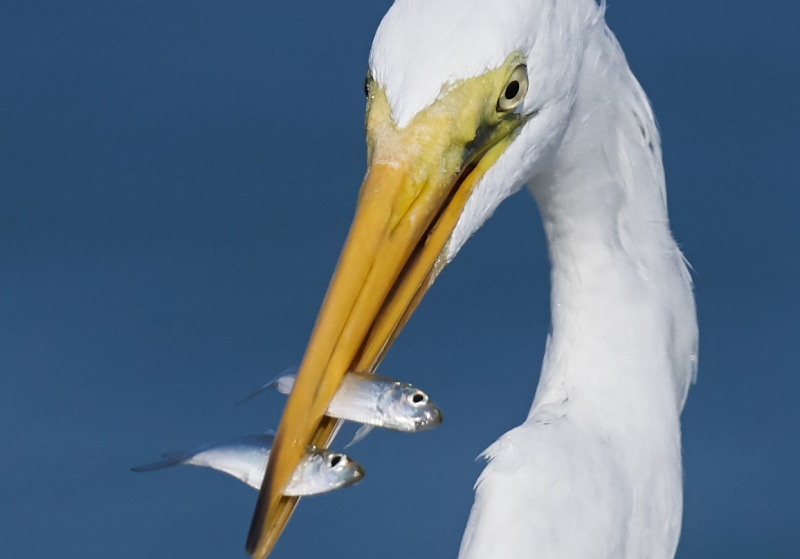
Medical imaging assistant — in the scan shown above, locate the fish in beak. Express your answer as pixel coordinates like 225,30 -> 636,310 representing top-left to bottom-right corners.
247,54 -> 531,558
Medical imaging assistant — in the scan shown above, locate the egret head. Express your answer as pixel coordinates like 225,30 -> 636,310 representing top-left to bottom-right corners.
248,1 -> 602,556
369,0 -> 596,258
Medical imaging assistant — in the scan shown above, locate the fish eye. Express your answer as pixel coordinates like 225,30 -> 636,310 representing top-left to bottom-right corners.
409,391 -> 428,406
497,65 -> 528,113
328,454 -> 343,468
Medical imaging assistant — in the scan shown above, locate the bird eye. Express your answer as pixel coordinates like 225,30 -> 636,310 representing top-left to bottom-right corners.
497,65 -> 528,113
328,454 -> 343,468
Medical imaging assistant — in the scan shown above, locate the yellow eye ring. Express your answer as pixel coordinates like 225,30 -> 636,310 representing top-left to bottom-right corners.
497,65 -> 528,112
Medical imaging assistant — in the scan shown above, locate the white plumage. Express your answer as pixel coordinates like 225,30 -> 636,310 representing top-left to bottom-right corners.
368,1 -> 698,558
250,1 -> 698,557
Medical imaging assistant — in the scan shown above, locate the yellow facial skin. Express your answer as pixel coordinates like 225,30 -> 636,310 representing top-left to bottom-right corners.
247,53 -> 530,559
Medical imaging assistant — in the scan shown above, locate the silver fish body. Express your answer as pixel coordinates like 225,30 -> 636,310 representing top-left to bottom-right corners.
132,433 -> 363,496
246,370 -> 443,433
328,371 -> 442,432
284,447 -> 363,496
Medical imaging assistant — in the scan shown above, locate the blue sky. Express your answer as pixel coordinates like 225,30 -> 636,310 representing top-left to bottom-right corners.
1,1 -> 798,557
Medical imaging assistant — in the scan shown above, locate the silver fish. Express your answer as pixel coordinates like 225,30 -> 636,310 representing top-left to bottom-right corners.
241,370 -> 443,437
132,433 -> 364,497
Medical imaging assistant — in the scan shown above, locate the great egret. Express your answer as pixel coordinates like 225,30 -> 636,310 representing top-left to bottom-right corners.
248,0 -> 698,557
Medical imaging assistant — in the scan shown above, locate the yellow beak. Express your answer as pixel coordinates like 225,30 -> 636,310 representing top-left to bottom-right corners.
246,61 -> 526,558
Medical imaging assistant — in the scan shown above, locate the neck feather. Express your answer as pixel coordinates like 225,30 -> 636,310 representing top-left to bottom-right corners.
528,26 -> 697,432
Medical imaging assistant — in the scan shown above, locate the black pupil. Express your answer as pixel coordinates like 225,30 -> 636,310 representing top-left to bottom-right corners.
364,77 -> 369,97
504,80 -> 520,100
330,455 -> 342,467
412,393 -> 424,403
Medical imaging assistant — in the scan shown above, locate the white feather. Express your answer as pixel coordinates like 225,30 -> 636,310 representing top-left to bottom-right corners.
367,1 -> 698,558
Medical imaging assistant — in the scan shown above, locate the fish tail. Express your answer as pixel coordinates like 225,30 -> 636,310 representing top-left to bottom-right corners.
131,450 -> 189,472
236,366 -> 298,406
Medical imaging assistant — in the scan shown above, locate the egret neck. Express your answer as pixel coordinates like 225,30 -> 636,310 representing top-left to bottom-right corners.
458,24 -> 698,559
530,24 -> 697,423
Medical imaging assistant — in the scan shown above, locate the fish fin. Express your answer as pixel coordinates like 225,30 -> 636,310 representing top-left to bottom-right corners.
345,425 -> 374,448
131,450 -> 189,472
236,366 -> 297,406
